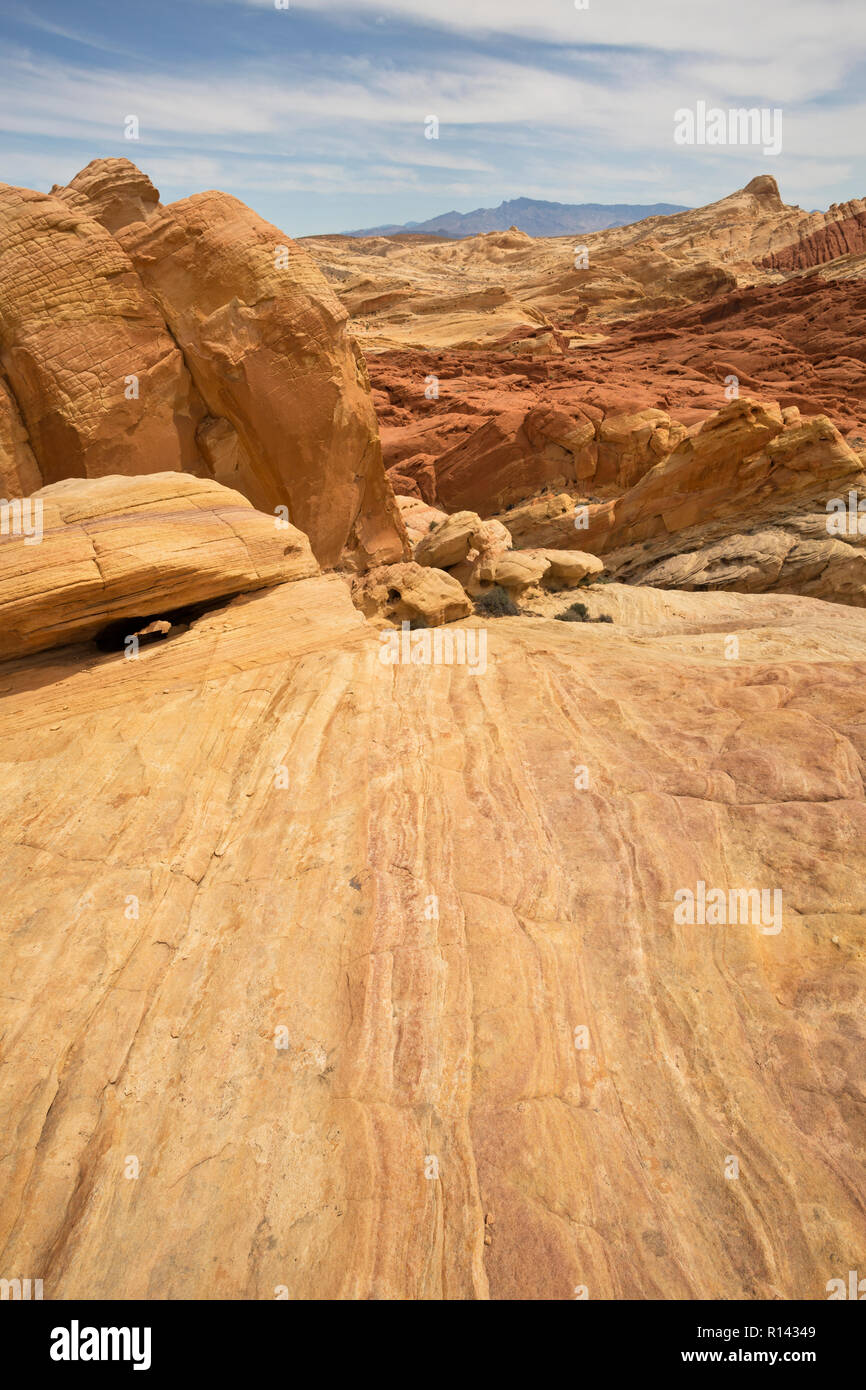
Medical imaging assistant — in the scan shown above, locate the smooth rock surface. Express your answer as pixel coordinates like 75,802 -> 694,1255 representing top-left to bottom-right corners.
0,578 -> 864,1298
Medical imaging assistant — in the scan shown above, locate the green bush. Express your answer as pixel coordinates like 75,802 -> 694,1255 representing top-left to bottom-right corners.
555,601 -> 613,624
474,585 -> 520,618
555,601 -> 590,622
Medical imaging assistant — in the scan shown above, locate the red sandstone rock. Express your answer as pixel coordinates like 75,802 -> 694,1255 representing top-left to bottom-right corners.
762,207 -> 866,272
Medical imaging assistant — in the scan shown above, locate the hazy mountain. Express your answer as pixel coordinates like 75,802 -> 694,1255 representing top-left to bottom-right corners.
343,195 -> 690,239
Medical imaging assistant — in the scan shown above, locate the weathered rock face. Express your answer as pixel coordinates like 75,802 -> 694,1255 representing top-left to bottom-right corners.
0,369 -> 41,498
492,492 -> 580,549
0,473 -> 316,661
762,205 -> 866,272
0,554 -> 864,1299
55,157 -> 162,235
485,547 -> 602,591
0,160 -> 406,571
0,183 -> 206,485
435,408 -> 593,515
394,494 -> 448,545
487,548 -> 551,591
584,397 -> 788,552
112,190 -> 405,570
612,516 -> 866,607
386,451 -> 439,504
414,510 -> 488,569
581,405 -> 865,570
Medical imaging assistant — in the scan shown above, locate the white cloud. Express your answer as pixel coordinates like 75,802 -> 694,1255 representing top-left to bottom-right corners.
0,2 -> 862,221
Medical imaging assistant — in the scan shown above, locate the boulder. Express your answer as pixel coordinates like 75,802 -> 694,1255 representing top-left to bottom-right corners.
447,517 -> 514,595
540,549 -> 604,585
351,561 -> 472,627
487,550 -> 551,590
414,511 -> 486,569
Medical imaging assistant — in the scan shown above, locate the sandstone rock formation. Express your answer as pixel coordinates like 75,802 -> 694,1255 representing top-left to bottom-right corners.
0,369 -> 41,498
485,547 -> 602,592
394,494 -> 448,545
112,190 -> 404,569
576,404 -> 866,588
0,473 -> 316,661
0,547 -> 864,1299
413,510 -> 488,569
0,160 -> 406,571
55,159 -> 162,235
1,164 -> 865,1305
351,560 -> 473,627
0,182 -> 205,484
303,175 -> 866,353
762,206 -> 866,272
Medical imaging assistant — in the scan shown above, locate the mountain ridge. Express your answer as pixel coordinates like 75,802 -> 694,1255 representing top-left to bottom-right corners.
344,193 -> 690,239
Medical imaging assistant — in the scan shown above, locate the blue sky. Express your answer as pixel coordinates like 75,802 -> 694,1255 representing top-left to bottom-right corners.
1,0 -> 864,236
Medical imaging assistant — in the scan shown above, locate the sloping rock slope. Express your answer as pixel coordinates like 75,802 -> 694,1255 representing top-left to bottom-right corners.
0,500 -> 864,1298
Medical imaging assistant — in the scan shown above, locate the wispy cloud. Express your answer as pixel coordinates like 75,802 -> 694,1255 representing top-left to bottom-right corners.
0,0 -> 862,234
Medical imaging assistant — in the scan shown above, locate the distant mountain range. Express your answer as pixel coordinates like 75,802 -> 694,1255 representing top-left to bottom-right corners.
343,195 -> 690,239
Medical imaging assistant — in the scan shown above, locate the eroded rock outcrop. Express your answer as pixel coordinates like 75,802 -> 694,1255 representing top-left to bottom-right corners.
113,190 -> 405,569
762,205 -> 866,272
0,369 -> 41,498
0,160 -> 407,571
351,560 -> 473,626
0,473 -> 316,661
55,157 -> 162,235
582,403 -> 863,552
0,182 -> 206,484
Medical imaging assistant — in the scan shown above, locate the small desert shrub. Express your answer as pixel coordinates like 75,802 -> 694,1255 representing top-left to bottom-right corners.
474,585 -> 520,618
556,601 -> 613,624
556,601 -> 590,622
